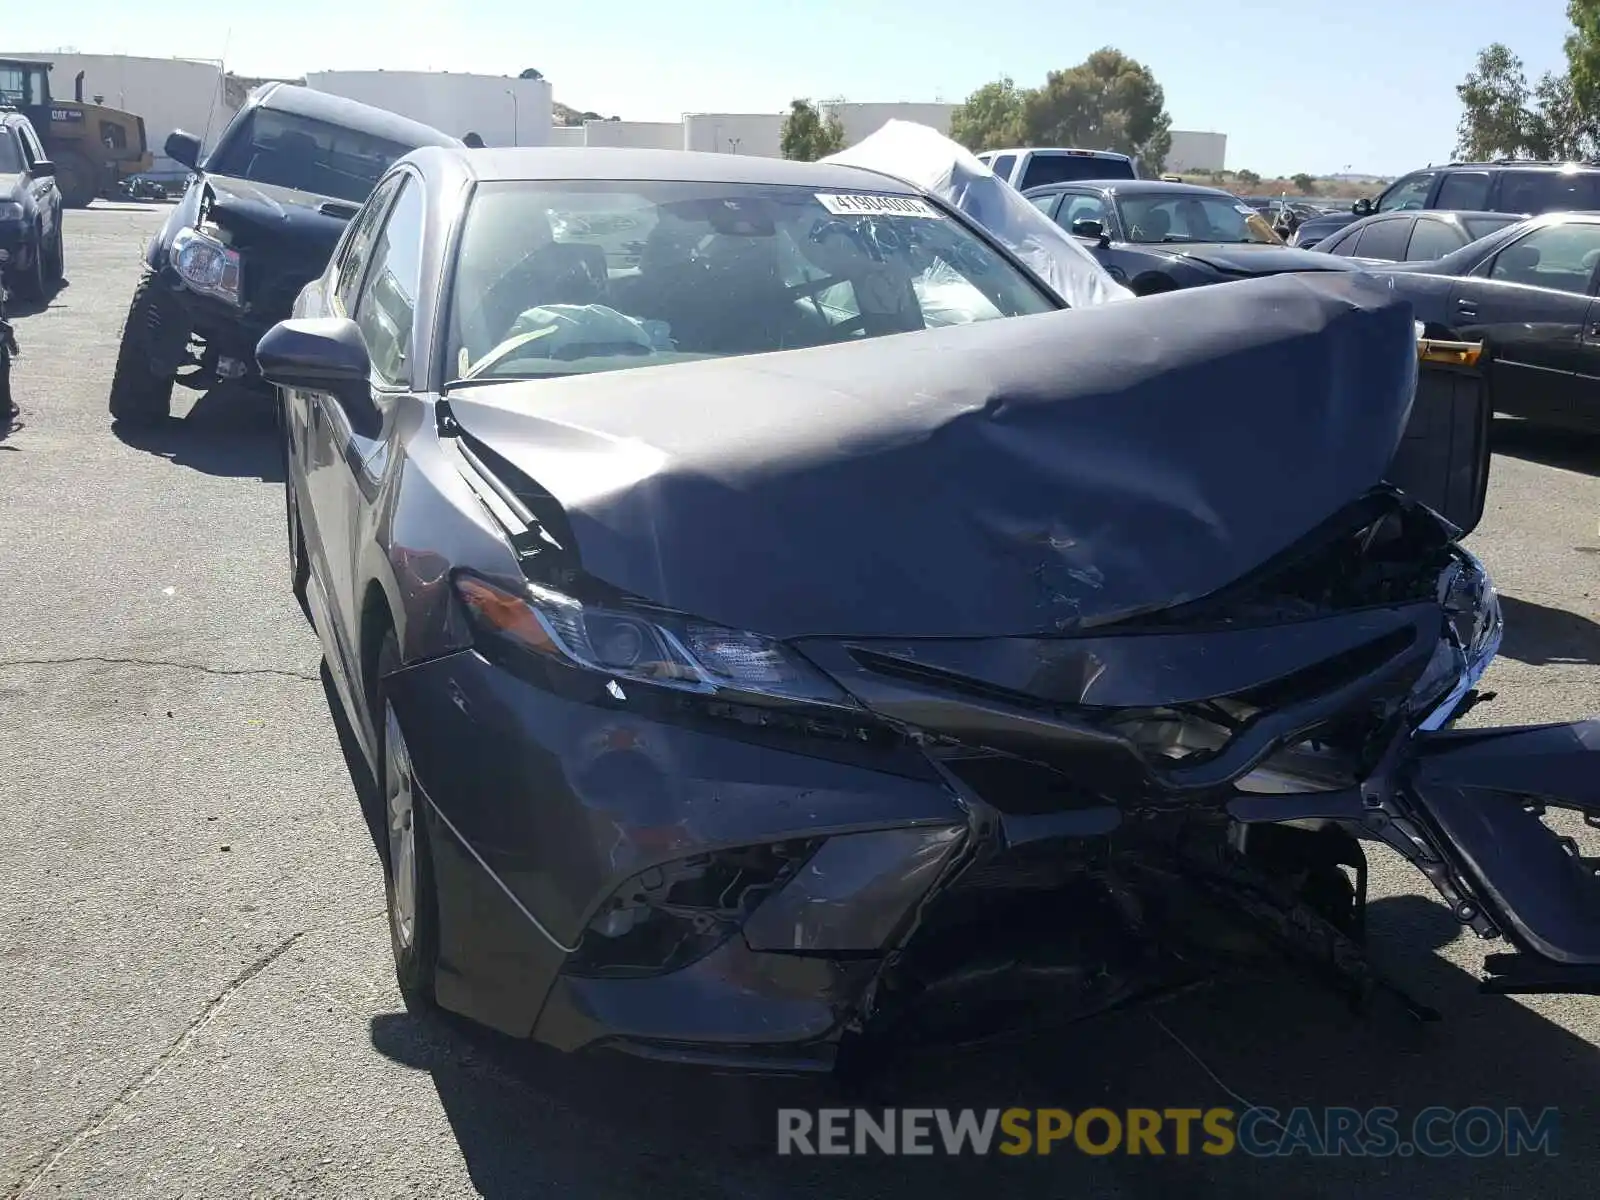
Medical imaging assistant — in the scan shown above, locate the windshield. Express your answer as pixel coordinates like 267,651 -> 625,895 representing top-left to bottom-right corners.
447,180 -> 1057,383
0,131 -> 21,175
205,106 -> 415,204
1116,193 -> 1283,245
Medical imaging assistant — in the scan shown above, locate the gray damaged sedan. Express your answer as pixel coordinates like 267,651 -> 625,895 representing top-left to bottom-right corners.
258,146 -> 1599,1076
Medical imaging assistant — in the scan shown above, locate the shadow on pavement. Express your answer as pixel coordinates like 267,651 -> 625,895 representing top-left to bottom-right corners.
2,275 -> 70,319
1498,594 -> 1600,667
112,382 -> 283,481
357,863 -> 1599,1198
1491,418 -> 1600,476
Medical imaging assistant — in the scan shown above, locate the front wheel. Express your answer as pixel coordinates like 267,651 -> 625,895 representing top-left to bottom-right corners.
108,276 -> 174,425
10,231 -> 47,302
374,631 -> 440,1013
54,150 -> 100,209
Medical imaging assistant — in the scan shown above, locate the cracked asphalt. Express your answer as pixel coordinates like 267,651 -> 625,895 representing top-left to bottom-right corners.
2,204 -> 1598,1199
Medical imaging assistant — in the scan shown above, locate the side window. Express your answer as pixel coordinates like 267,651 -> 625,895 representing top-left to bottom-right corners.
1434,171 -> 1490,211
333,174 -> 404,315
1405,218 -> 1467,262
0,67 -> 24,108
1486,222 -> 1600,294
1058,193 -> 1108,233
1377,172 -> 1435,212
990,154 -> 1017,182
1496,170 -> 1600,216
1352,216 -> 1414,261
1027,192 -> 1057,214
16,122 -> 43,167
353,177 -> 425,387
1324,226 -> 1361,256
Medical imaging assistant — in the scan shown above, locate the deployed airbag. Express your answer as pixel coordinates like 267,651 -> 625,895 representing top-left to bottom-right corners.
823,120 -> 1133,309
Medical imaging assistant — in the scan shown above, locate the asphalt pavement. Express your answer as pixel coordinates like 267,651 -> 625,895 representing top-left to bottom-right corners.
2,204 -> 1598,1199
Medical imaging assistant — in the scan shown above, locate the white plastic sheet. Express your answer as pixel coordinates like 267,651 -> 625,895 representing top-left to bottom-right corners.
824,121 -> 1133,308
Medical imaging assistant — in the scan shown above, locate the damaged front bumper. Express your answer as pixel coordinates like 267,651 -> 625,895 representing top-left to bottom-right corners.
384,490 -> 1599,1071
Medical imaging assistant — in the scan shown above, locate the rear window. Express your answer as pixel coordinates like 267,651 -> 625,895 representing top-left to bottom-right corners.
1463,215 -> 1519,240
1353,216 -> 1414,260
205,105 -> 417,204
1435,171 -> 1491,210
1018,153 -> 1135,190
1404,218 -> 1466,261
1496,170 -> 1600,215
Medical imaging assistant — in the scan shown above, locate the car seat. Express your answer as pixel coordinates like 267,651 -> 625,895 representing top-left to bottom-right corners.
1134,208 -> 1171,242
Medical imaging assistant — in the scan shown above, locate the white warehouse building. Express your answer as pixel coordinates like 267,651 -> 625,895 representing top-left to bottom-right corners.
305,70 -> 553,147
1166,130 -> 1227,174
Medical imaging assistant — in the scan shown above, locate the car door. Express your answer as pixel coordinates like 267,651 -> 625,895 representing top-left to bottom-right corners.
1448,221 -> 1600,423
292,172 -> 403,596
14,121 -> 55,246
304,171 -> 422,685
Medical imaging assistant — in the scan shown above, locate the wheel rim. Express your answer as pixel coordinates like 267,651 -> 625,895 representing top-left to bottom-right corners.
384,701 -> 419,950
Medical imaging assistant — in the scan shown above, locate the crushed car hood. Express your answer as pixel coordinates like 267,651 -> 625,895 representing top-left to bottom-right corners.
203,175 -> 353,254
1153,243 -> 1361,275
446,271 -> 1418,640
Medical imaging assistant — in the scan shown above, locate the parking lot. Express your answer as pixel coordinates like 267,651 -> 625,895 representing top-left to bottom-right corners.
2,204 -> 1599,1198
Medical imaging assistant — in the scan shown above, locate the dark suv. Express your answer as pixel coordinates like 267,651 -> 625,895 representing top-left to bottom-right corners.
0,109 -> 63,302
107,82 -> 458,425
1291,159 -> 1600,249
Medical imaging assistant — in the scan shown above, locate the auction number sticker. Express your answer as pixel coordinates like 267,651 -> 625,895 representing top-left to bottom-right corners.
815,193 -> 943,218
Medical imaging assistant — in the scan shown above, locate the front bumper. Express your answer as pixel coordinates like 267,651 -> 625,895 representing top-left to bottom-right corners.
381,494 -> 1597,1068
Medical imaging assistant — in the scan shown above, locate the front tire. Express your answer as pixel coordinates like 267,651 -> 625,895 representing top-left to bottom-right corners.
108,276 -> 174,425
54,149 -> 100,209
46,226 -> 64,284
374,631 -> 440,1013
10,230 -> 47,302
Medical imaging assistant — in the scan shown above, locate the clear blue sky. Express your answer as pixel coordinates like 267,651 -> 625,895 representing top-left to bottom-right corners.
3,0 -> 1576,176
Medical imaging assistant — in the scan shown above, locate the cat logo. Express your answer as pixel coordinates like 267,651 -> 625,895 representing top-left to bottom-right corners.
50,108 -> 84,123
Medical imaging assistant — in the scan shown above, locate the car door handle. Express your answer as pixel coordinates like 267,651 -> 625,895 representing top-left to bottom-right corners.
1456,299 -> 1478,317
1586,322 -> 1600,340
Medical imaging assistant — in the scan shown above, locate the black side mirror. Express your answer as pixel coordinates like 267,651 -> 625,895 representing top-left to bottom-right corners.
257,318 -> 381,438
1071,218 -> 1111,247
31,159 -> 55,178
1352,197 -> 1373,216
164,130 -> 203,171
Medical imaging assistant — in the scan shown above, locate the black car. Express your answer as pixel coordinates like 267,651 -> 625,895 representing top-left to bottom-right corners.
1375,210 -> 1600,432
106,82 -> 459,426
1313,209 -> 1521,262
256,145 -> 1597,1073
1023,180 -> 1358,295
1291,159 -> 1600,249
0,109 -> 63,302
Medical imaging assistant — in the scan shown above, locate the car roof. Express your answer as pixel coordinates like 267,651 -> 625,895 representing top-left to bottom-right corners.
1022,179 -> 1235,199
251,81 -> 461,149
985,147 -> 1132,160
417,145 -> 919,191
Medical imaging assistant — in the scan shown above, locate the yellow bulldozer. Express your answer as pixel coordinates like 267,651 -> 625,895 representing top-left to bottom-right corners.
0,58 -> 153,207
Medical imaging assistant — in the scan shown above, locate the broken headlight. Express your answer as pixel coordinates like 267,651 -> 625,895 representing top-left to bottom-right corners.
171,225 -> 242,305
454,574 -> 856,708
1412,548 -> 1502,731
565,839 -> 823,977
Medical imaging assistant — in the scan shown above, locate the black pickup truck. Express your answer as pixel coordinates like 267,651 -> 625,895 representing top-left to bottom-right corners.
108,82 -> 458,425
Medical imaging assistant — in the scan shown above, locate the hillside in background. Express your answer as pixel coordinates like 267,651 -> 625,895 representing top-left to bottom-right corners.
1174,170 -> 1391,201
